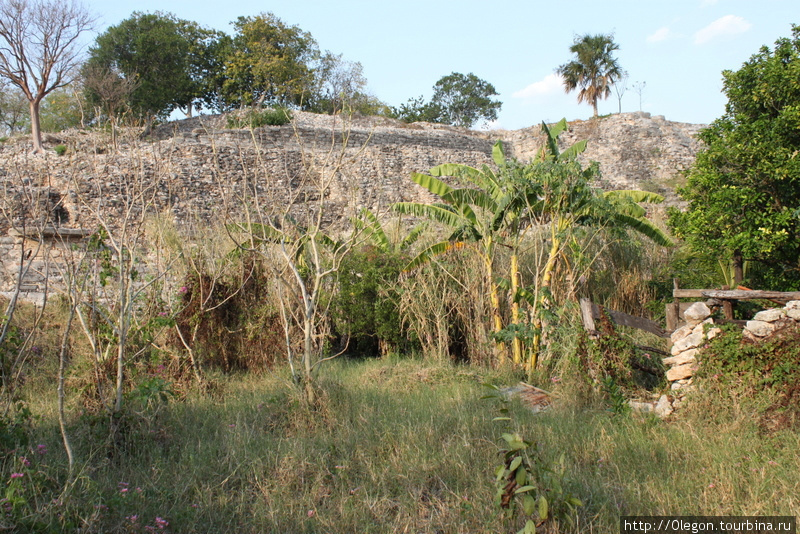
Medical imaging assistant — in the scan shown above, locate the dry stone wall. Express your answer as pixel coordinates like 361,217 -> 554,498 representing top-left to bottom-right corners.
503,112 -> 702,202
0,110 -> 704,296
631,300 -> 800,418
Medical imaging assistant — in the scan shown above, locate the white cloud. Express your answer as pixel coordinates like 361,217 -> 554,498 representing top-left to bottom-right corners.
694,15 -> 751,44
646,27 -> 672,43
512,73 -> 563,100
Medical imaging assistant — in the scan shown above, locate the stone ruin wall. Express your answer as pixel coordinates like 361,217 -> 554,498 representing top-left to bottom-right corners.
0,110 -> 704,298
6,109 -> 760,402
503,111 -> 703,198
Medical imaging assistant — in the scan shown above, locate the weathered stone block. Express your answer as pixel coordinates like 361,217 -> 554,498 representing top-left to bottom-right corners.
786,306 -> 800,320
629,400 -> 654,414
753,308 -> 785,322
745,320 -> 777,337
663,349 -> 698,366
684,302 -> 711,325
666,363 -> 696,381
706,327 -> 723,340
671,332 -> 705,355
692,317 -> 714,336
670,324 -> 693,344
654,395 -> 674,418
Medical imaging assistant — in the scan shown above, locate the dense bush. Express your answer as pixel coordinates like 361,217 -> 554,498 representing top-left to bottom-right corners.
225,106 -> 292,128
698,323 -> 800,431
331,246 -> 409,356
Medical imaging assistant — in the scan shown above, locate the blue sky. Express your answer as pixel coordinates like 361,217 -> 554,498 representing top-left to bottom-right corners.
83,0 -> 797,130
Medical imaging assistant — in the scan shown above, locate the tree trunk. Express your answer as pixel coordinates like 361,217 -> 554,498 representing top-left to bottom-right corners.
531,223 -> 563,371
510,252 -> 522,364
29,99 -> 44,154
733,249 -> 744,286
58,302 -> 77,477
302,299 -> 316,406
484,252 -> 505,363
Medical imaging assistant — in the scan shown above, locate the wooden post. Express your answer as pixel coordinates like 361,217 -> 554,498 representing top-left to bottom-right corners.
721,285 -> 734,320
733,250 -> 744,286
666,278 -> 680,332
580,298 -> 597,337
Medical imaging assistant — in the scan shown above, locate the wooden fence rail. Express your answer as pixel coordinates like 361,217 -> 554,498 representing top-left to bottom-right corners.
672,289 -> 800,302
579,298 -> 669,339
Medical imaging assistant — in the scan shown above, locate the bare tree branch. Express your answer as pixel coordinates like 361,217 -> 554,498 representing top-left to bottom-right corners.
0,0 -> 94,152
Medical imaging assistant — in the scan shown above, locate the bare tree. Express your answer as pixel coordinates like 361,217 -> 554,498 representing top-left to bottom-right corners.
82,64 -> 138,148
613,71 -> 628,113
223,117 -> 372,405
632,81 -> 646,112
0,0 -> 93,153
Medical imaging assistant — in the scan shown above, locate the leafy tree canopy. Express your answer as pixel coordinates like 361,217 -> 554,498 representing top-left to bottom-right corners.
0,80 -> 28,134
391,95 -> 442,124
668,25 -> 800,289
219,13 -> 319,109
430,72 -> 502,128
392,72 -> 501,128
85,12 -> 222,120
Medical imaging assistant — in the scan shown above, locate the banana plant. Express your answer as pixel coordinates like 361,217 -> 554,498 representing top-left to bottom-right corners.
392,140 -> 532,363
392,119 -> 673,371
520,120 -> 672,370
351,208 -> 426,254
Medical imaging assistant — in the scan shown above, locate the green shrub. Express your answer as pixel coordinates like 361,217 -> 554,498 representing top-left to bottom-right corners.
53,144 -> 67,156
0,136 -> 8,143
696,322 -> 800,432
331,246 -> 409,356
226,106 -> 292,129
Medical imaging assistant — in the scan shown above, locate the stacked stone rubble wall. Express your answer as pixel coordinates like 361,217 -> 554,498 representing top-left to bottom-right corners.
0,110 -> 704,296
633,300 -> 800,418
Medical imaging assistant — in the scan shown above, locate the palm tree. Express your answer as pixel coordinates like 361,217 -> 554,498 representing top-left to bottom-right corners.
557,34 -> 622,117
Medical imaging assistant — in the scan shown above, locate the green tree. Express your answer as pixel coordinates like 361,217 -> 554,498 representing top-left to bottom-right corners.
430,72 -> 502,128
39,85 -> 85,132
391,95 -> 442,124
668,25 -> 800,289
85,12 -> 221,123
557,33 -> 622,117
332,211 -> 425,356
392,72 -> 502,128
220,13 -> 319,109
0,79 -> 28,134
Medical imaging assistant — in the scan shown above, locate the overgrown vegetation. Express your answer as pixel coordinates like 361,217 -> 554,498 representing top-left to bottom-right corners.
0,22 -> 799,533
224,106 -> 292,129
0,357 -> 796,532
668,25 -> 800,290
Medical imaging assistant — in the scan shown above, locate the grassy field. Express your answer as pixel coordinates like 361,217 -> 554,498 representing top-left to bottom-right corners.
3,357 -> 799,533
